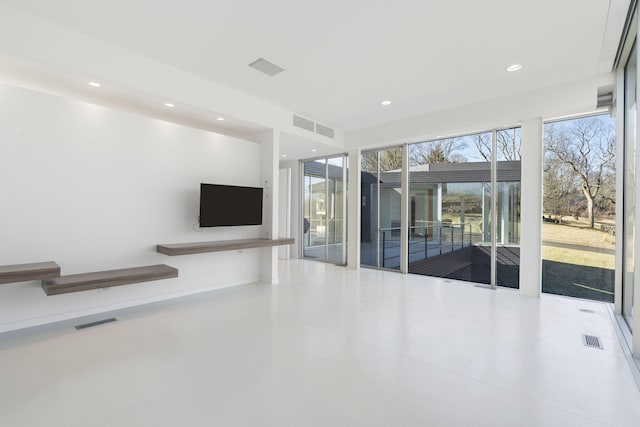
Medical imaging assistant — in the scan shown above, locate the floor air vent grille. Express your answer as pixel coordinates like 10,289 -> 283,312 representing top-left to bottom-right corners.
75,318 -> 118,330
582,334 -> 603,349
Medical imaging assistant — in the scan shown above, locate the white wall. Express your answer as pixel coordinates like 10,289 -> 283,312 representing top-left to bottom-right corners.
280,160 -> 301,258
519,118 -> 543,297
346,77 -> 605,150
0,2 -> 344,148
256,130 -> 280,283
278,168 -> 291,259
0,85 -> 264,332
347,148 -> 361,269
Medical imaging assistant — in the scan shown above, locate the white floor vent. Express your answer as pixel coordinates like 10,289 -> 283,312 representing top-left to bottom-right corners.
582,334 -> 603,350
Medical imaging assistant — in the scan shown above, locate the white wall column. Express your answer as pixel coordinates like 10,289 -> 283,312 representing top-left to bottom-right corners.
347,148 -> 361,269
277,167 -> 291,259
257,129 -> 280,283
519,117 -> 543,297
280,159 -> 301,259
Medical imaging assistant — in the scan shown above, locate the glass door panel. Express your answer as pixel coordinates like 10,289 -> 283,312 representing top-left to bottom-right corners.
542,115 -> 616,302
406,133 -> 492,284
327,156 -> 346,263
302,156 -> 347,264
360,151 -> 379,268
360,147 -> 402,270
624,44 -> 637,328
496,127 -> 521,289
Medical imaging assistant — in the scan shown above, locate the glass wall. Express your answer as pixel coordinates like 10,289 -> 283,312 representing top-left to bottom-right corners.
495,128 -> 522,288
624,42 -> 637,328
406,132 -> 493,284
542,115 -> 616,302
359,129 -> 521,287
360,147 -> 403,270
302,155 -> 347,264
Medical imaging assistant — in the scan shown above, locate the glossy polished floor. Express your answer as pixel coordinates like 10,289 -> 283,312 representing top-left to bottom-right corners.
1,259 -> 640,426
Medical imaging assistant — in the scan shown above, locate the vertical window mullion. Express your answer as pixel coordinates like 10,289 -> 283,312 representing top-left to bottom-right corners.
491,129 -> 498,288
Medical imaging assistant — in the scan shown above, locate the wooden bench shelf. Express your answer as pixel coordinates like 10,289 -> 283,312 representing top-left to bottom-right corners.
0,262 -> 61,284
156,238 -> 294,256
42,264 -> 178,296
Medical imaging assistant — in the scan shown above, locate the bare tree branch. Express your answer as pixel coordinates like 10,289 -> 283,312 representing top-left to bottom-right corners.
544,117 -> 615,228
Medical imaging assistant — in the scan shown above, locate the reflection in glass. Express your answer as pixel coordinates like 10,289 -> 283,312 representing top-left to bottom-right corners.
302,156 -> 347,264
542,115 -> 616,302
624,44 -> 636,328
360,147 -> 402,270
406,133 -> 495,285
495,127 -> 521,288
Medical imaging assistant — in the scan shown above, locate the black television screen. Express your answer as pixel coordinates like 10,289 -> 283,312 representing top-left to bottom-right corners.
199,183 -> 263,227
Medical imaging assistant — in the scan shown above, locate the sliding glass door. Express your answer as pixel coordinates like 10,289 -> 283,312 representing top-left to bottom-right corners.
359,129 -> 522,288
406,132 -> 494,284
302,155 -> 347,264
360,147 -> 403,270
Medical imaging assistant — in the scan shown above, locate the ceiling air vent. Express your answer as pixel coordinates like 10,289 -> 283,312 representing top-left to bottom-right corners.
315,123 -> 335,139
293,115 -> 315,132
248,58 -> 284,76
293,115 -> 335,139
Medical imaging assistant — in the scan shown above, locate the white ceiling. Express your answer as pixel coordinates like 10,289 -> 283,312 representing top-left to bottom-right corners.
0,0 -> 629,133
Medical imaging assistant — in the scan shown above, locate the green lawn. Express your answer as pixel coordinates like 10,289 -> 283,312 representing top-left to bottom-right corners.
541,219 -> 615,302
542,219 -> 615,248
542,246 -> 614,270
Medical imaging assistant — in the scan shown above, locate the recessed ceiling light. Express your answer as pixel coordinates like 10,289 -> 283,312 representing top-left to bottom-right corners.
381,100 -> 392,106
311,149 -> 317,152
88,81 -> 101,87
216,117 -> 225,121
282,154 -> 288,158
164,103 -> 174,108
506,64 -> 523,72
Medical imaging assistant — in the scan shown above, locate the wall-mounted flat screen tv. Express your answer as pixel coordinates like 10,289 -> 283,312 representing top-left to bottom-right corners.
199,183 -> 263,227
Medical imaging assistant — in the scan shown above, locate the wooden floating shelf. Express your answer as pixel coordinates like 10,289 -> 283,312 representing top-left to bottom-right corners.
42,264 -> 178,296
156,237 -> 295,256
0,261 -> 61,285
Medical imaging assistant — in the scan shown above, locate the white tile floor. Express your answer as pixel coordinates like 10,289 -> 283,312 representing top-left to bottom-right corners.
1,259 -> 639,426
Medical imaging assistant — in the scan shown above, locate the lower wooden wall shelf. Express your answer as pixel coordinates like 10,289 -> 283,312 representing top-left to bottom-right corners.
0,262 -> 61,284
156,238 -> 294,256
42,264 -> 178,296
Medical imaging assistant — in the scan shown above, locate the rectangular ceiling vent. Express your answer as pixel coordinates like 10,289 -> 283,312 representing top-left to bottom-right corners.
582,334 -> 603,350
248,58 -> 284,77
293,115 -> 335,139
315,123 -> 335,139
293,114 -> 315,132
